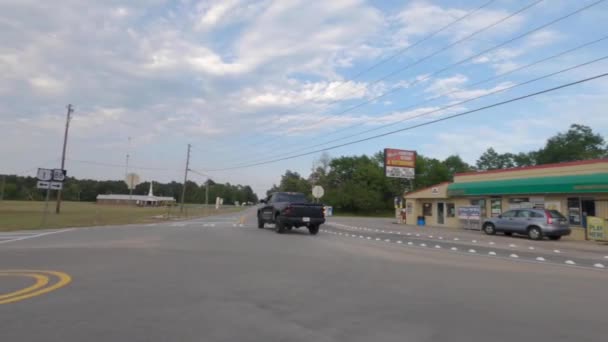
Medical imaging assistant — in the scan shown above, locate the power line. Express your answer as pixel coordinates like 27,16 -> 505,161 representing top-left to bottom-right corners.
235,0 -> 547,152
234,36 -> 608,164
66,158 -> 173,171
227,0 -> 605,164
341,0 -> 498,84
208,0 -> 509,153
204,72 -> 608,171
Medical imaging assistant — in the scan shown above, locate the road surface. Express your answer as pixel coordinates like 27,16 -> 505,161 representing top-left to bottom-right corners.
1,209 -> 607,342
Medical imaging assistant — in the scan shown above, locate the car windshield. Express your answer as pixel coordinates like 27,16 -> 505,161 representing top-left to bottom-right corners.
275,193 -> 308,203
549,210 -> 567,219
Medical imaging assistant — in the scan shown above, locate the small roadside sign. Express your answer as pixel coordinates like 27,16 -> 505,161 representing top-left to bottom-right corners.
37,181 -> 63,190
37,168 -> 53,181
312,185 -> 324,199
52,169 -> 66,182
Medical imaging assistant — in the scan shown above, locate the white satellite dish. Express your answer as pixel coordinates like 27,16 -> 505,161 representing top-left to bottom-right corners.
125,173 -> 141,190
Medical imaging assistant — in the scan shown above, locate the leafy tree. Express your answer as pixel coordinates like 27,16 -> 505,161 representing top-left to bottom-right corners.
535,124 -> 606,164
476,148 -> 516,170
443,155 -> 472,179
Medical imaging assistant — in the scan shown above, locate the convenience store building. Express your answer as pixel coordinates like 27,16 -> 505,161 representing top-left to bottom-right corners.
403,159 -> 608,240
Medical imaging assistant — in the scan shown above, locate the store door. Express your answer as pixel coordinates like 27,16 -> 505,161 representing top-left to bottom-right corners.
437,202 -> 445,224
581,199 -> 596,228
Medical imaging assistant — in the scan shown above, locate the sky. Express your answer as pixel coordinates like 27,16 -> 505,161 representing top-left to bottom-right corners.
1,0 -> 608,197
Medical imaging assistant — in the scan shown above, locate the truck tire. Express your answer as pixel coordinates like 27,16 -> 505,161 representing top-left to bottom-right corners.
276,217 -> 286,234
257,217 -> 264,229
308,225 -> 319,235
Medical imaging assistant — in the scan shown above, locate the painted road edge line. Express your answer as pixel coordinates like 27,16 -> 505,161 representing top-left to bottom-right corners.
0,229 -> 74,245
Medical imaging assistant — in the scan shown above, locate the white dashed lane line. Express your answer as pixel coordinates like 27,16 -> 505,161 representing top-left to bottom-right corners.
324,224 -> 606,270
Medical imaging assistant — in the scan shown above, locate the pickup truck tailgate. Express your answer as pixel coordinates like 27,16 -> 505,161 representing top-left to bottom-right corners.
289,203 -> 324,218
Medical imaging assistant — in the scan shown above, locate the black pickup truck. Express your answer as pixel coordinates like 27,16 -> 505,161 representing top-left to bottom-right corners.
257,192 -> 325,235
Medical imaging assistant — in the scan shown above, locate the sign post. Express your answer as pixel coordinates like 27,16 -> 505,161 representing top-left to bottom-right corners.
41,181 -> 52,227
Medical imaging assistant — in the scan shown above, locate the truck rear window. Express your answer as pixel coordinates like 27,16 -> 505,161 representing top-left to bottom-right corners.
275,193 -> 308,203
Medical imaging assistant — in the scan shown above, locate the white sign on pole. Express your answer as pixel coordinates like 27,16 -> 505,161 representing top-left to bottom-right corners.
37,181 -> 63,190
37,168 -> 53,181
52,169 -> 66,181
312,185 -> 325,199
385,166 -> 415,179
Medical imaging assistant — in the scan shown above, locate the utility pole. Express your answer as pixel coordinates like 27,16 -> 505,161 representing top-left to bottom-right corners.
55,104 -> 74,214
126,137 -> 132,199
180,143 -> 191,213
0,174 -> 6,201
205,181 -> 209,208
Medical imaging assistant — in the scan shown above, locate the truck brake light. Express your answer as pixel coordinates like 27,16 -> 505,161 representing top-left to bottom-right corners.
283,206 -> 293,215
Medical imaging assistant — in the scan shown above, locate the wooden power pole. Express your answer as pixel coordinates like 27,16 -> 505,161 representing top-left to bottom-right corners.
55,104 -> 74,214
180,143 -> 191,213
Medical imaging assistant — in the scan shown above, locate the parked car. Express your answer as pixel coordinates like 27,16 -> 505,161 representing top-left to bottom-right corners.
257,192 -> 325,235
482,209 -> 570,240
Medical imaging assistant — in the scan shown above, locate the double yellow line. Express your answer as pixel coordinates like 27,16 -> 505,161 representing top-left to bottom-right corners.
0,270 -> 71,305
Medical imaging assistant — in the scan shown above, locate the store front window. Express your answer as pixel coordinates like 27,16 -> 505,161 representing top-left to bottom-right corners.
423,203 -> 432,216
567,198 -> 581,225
490,198 -> 502,217
447,203 -> 455,218
470,199 -> 487,218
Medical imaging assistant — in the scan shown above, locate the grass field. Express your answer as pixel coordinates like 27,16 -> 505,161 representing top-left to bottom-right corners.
0,201 -> 246,231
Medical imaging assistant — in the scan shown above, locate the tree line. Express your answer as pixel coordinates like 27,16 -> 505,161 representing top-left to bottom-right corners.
0,176 -> 258,205
266,124 -> 607,214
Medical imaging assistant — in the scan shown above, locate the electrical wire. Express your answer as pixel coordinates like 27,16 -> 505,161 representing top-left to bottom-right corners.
203,72 -> 608,171
234,0 -> 548,152
235,37 -> 608,164
67,158 -> 174,171
210,0 -> 533,153
226,0 -> 605,164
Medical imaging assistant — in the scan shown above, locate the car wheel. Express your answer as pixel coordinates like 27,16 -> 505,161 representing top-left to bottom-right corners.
257,218 -> 264,229
548,235 -> 562,241
483,223 -> 496,235
275,217 -> 286,234
308,225 -> 319,235
504,232 -> 513,236
527,226 -> 543,240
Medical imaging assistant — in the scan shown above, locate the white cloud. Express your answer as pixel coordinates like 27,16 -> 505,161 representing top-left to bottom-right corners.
390,1 -> 526,46
424,74 -> 515,101
28,75 -> 66,94
244,80 -> 372,108
472,29 -> 563,73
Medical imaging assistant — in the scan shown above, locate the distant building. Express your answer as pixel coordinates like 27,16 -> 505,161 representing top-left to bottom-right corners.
96,182 -> 176,206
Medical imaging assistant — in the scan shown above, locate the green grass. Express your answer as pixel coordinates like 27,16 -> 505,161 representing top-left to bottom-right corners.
0,200 -> 246,231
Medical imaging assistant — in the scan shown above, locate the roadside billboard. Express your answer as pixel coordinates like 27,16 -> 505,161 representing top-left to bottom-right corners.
384,148 -> 416,179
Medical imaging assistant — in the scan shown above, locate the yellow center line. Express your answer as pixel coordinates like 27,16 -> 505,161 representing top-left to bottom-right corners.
0,273 -> 50,300
0,270 -> 72,305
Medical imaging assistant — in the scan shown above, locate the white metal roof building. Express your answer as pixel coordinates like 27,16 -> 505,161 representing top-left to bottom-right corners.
96,182 -> 176,206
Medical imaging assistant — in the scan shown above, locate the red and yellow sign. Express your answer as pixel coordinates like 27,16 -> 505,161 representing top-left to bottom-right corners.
384,149 -> 416,168
384,149 -> 416,179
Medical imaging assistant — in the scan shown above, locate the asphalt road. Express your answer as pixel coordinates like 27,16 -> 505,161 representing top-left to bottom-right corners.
1,209 -> 607,342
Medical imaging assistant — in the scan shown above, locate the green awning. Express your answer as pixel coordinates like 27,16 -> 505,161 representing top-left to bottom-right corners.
448,173 -> 608,196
